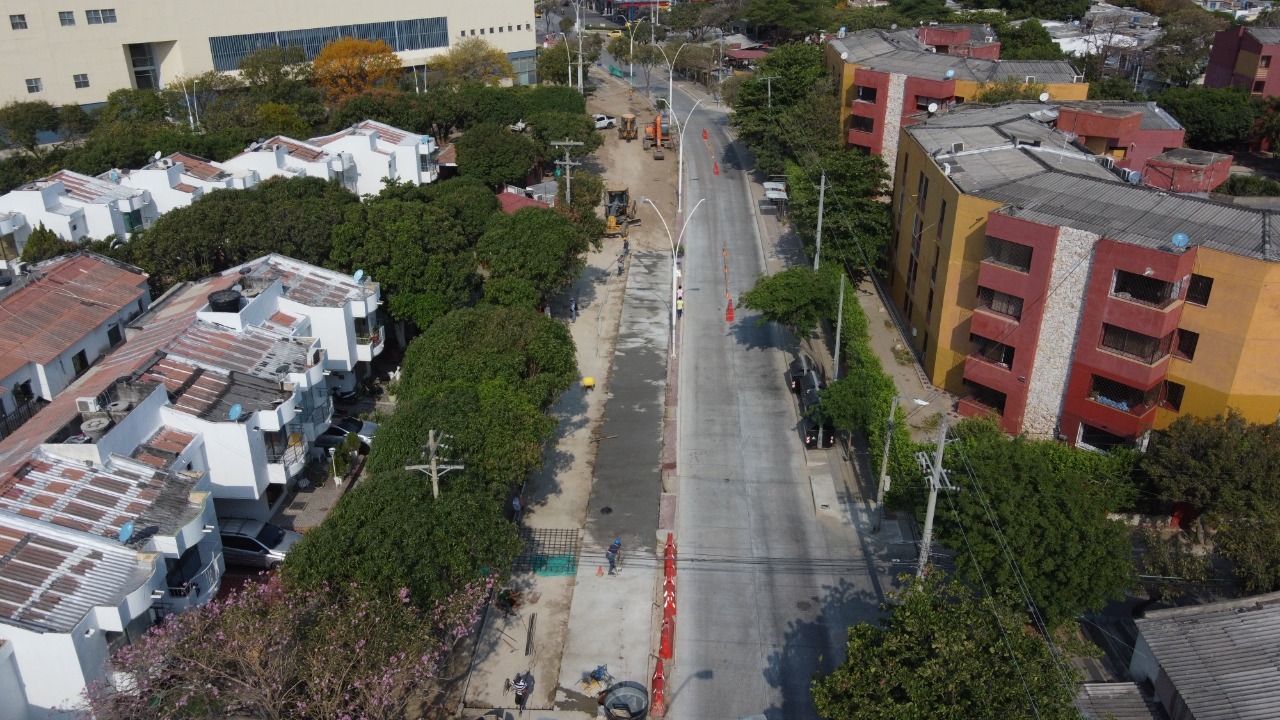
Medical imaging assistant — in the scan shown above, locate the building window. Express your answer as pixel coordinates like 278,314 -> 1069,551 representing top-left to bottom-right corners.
470,29 -> 476,35
1186,274 -> 1213,306
25,78 -> 42,93
897,189 -> 905,219
1100,323 -> 1173,364
508,25 -> 513,31
855,85 -> 878,103
123,207 -> 143,233
982,236 -> 1033,273
129,43 -> 158,89
971,333 -> 1015,367
10,14 -> 27,29
1163,380 -> 1185,411
916,95 -> 942,111
937,199 -> 946,239
850,114 -> 874,133
86,9 -> 117,24
1089,374 -> 1159,414
930,245 -> 940,285
71,349 -> 89,376
73,73 -> 90,88
59,10 -> 75,26
1174,329 -> 1199,361
917,172 -> 929,210
911,217 -> 922,257
977,286 -> 1023,320
1263,55 -> 1273,68
208,16 -> 450,72
907,254 -> 919,289
963,379 -> 1007,414
107,323 -> 123,347
480,28 -> 485,34
1254,80 -> 1266,93
490,27 -> 494,33
926,289 -> 935,324
459,30 -> 466,37
1111,269 -> 1178,307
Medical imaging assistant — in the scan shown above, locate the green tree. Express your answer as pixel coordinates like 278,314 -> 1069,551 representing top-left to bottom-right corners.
426,175 -> 503,242
366,379 -> 556,495
995,19 -> 1067,60
740,265 -> 840,337
329,199 -> 477,328
967,0 -> 1088,20
18,224 -> 76,263
97,88 -> 169,125
1156,85 -> 1257,148
399,305 -> 577,410
427,37 -> 516,87
889,0 -> 951,22
457,84 -> 525,127
1089,76 -> 1146,101
972,76 -> 1050,103
56,104 -> 95,142
938,418 -> 1136,628
477,207 -> 592,305
744,0 -> 830,41
786,150 -> 891,275
812,572 -> 1081,720
729,42 -> 836,175
538,41 -> 575,86
455,123 -> 541,186
518,84 -> 587,117
1150,9 -> 1227,87
0,101 -> 61,155
528,110 -> 602,158
238,45 -> 314,103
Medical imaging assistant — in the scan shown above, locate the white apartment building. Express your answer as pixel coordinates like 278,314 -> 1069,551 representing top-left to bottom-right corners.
105,152 -> 260,215
0,170 -> 158,257
0,450 -> 220,720
309,120 -> 441,196
221,136 -> 358,194
0,0 -> 538,107
0,253 -> 149,432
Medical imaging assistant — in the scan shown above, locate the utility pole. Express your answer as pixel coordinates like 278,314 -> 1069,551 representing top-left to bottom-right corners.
816,274 -> 844,450
813,171 -> 826,270
760,75 -> 779,108
914,422 -> 954,577
577,2 -> 585,93
404,429 -> 464,499
872,395 -> 899,532
552,139 -> 584,205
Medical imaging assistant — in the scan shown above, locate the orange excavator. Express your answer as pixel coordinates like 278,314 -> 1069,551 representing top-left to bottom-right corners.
642,113 -> 671,159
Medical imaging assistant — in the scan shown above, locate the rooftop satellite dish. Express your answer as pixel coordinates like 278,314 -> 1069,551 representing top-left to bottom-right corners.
117,520 -> 134,544
927,102 -> 939,113
840,51 -> 848,60
891,23 -> 898,30
153,150 -> 163,161
228,403 -> 243,422
1171,232 -> 1189,248
1038,92 -> 1050,103
353,269 -> 365,283
945,69 -> 956,79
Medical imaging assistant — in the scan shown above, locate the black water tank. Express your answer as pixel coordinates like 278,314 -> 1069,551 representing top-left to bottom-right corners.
208,289 -> 243,313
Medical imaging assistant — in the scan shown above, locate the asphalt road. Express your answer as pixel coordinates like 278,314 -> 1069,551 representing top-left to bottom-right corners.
666,87 -> 882,719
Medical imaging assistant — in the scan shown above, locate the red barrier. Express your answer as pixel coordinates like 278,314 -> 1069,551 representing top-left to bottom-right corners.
651,659 -> 667,717
659,618 -> 674,659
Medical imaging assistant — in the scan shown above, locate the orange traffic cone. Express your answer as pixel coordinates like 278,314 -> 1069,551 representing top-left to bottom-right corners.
713,162 -> 720,176
597,566 -> 604,577
659,619 -> 674,659
726,302 -> 735,322
664,553 -> 676,579
651,660 -> 667,718
663,582 -> 677,620
702,128 -> 708,140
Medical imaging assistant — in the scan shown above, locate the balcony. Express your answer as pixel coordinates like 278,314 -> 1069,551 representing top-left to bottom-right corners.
958,379 -> 1007,420
0,398 -> 47,441
1087,374 -> 1159,417
0,210 -> 24,235
155,552 -> 223,616
266,435 -> 307,482
982,236 -> 1033,274
1098,323 -> 1172,366
1110,269 -> 1180,310
356,326 -> 384,362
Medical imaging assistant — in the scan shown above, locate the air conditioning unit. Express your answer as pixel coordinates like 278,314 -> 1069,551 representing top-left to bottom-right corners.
951,142 -> 965,153
1097,156 -> 1115,170
1025,76 -> 1036,83
76,397 -> 100,413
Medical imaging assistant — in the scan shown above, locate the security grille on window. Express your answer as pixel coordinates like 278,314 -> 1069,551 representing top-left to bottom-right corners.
1186,274 -> 1213,306
25,78 -> 42,93
850,115 -> 874,133
982,236 -> 1032,272
59,11 -> 75,25
1100,323 -> 1173,364
73,74 -> 90,89
10,14 -> 27,29
977,286 -> 1023,320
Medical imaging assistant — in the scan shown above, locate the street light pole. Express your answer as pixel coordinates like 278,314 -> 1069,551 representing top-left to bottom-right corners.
675,98 -> 703,215
559,32 -> 572,86
643,196 -> 706,355
576,3 -> 584,93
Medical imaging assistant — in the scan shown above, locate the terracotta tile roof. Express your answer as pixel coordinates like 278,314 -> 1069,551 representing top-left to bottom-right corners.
174,183 -> 198,193
131,426 -> 197,468
0,513 -> 152,632
0,252 -> 147,381
25,169 -> 147,204
165,153 -> 230,182
436,143 -> 457,165
264,136 -> 329,163
498,191 -> 551,214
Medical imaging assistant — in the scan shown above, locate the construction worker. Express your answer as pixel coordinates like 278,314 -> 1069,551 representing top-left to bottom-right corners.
676,297 -> 684,318
513,672 -> 530,709
606,538 -> 622,575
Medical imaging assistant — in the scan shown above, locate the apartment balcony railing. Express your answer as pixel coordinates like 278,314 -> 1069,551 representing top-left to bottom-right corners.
0,398 -> 47,440
267,440 -> 307,467
356,327 -> 383,346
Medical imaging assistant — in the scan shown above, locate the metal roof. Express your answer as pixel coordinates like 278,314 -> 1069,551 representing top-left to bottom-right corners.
234,254 -> 375,308
1059,100 -> 1182,131
1247,27 -> 1280,45
1074,683 -> 1166,720
163,320 -> 311,379
1135,592 -> 1280,720
829,31 -> 1081,84
0,512 -> 151,633
309,119 -> 427,148
20,169 -> 147,204
0,252 -> 147,381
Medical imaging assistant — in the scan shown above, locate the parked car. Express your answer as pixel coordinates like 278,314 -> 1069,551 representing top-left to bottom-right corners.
314,427 -> 362,452
331,415 -> 379,444
803,417 -> 837,449
788,355 -> 817,393
594,113 -> 617,129
608,29 -> 623,37
219,518 -> 302,569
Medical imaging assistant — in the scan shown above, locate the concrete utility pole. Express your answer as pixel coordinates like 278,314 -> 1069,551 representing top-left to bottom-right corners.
760,75 -> 779,108
873,395 -> 899,532
816,274 -> 843,450
813,171 -> 826,270
914,422 -> 954,577
577,2 -> 585,93
404,429 -> 464,499
552,139 -> 584,205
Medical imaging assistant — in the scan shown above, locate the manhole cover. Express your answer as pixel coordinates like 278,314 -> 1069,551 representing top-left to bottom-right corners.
796,601 -> 813,612
600,506 -> 613,514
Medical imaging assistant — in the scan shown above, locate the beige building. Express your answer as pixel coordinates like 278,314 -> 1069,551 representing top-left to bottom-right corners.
0,0 -> 537,106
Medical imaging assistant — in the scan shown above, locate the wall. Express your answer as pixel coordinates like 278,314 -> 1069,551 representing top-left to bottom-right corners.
0,624 -> 85,719
1143,157 -> 1233,194
846,68 -> 891,156
0,0 -> 537,105
0,641 -> 27,720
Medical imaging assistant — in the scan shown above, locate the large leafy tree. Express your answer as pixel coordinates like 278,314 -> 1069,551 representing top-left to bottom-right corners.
238,45 -> 314,103
744,0 -> 831,41
1150,8 -> 1227,87
937,419 -> 1135,628
477,207 -> 593,306
812,572 -> 1081,720
740,265 -> 840,337
312,37 -> 403,104
786,150 -> 890,276
528,110 -> 602,158
366,379 -> 556,495
329,199 -> 477,328
427,37 -> 515,87
18,224 -> 75,263
400,304 -> 577,410
994,19 -> 1067,60
1156,85 -> 1257,149
730,42 -> 837,175
537,42 -> 576,86
0,101 -> 61,156
455,123 -> 541,186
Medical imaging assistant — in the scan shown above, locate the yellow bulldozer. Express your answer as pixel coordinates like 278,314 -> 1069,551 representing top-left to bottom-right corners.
618,114 -> 638,142
604,182 -> 639,236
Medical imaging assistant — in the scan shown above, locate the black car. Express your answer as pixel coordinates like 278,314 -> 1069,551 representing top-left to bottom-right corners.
787,356 -> 818,393
803,417 -> 837,449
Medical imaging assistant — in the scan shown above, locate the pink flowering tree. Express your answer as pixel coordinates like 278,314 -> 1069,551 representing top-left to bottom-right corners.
83,574 -> 493,720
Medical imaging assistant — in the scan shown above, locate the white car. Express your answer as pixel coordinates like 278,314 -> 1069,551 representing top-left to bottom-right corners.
594,114 -> 617,129
331,415 -> 379,445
